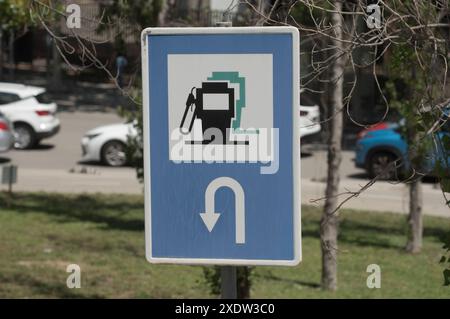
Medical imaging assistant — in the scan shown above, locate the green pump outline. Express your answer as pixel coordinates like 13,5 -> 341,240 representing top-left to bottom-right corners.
207,72 -> 259,134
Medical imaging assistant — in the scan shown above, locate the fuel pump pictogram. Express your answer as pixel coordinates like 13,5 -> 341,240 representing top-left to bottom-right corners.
179,79 -> 249,145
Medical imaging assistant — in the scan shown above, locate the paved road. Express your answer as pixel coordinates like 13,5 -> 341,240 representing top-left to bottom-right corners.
3,111 -> 125,170
300,145 -> 448,217
0,111 -> 142,194
0,111 -> 448,217
301,145 -> 360,181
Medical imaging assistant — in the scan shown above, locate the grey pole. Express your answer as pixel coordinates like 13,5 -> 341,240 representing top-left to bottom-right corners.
221,266 -> 237,299
8,165 -> 12,195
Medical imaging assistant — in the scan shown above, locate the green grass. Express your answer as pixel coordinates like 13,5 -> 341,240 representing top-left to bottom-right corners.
0,192 -> 448,298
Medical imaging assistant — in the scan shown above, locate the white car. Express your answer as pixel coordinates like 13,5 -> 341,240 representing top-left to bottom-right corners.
299,91 -> 321,141
0,82 -> 60,149
300,104 -> 321,139
81,122 -> 137,167
0,111 -> 14,152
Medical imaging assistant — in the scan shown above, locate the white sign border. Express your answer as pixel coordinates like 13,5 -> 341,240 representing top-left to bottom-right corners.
141,26 -> 301,266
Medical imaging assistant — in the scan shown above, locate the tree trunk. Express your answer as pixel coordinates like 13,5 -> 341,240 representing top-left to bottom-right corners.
321,1 -> 345,291
406,178 -> 423,253
45,34 -> 51,83
8,29 -> 14,80
405,62 -> 423,254
48,38 -> 62,90
158,0 -> 169,26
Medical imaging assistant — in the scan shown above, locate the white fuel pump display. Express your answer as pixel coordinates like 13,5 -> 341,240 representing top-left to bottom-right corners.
202,94 -> 229,110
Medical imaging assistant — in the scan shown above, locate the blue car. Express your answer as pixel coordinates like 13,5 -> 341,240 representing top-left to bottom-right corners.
355,116 -> 450,179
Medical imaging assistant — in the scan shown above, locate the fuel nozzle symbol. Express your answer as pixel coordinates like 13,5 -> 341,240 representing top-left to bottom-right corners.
180,82 -> 242,145
179,87 -> 197,135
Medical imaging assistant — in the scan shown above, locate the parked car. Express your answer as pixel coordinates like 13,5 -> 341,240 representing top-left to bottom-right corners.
81,122 -> 137,167
0,111 -> 14,153
356,122 -> 390,140
355,115 -> 450,179
0,82 -> 60,149
299,92 -> 321,141
300,105 -> 321,139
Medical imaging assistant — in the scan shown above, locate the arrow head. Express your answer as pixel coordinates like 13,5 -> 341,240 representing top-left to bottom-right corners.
200,212 -> 221,232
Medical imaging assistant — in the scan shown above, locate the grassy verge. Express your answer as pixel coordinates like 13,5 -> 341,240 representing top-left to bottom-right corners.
0,192 -> 448,298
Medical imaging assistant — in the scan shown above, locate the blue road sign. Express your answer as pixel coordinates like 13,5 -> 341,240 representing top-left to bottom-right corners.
142,27 -> 301,265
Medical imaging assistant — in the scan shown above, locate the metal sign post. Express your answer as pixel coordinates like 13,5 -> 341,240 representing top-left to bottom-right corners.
221,266 -> 237,299
1,165 -> 17,195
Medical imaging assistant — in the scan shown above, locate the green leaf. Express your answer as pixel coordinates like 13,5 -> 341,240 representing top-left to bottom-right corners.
442,135 -> 450,150
439,256 -> 447,263
421,113 -> 434,126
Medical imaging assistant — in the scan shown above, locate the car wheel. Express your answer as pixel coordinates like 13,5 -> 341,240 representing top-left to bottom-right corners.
101,140 -> 127,167
368,152 -> 401,180
14,123 -> 36,150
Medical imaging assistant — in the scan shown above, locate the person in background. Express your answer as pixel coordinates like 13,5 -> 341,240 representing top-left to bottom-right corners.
116,53 -> 128,88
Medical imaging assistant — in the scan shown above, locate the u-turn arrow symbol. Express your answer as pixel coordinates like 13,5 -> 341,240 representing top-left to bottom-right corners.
199,177 -> 246,244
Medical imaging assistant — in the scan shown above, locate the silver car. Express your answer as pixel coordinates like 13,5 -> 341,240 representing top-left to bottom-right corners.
0,111 -> 14,152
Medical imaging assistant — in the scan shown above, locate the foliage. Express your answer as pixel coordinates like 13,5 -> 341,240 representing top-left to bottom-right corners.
385,45 -> 431,172
28,0 -> 64,27
289,0 -> 330,27
0,0 -> 29,30
202,267 -> 222,295
98,0 -> 162,47
117,89 -> 144,183
203,266 -> 253,299
125,112 -> 144,183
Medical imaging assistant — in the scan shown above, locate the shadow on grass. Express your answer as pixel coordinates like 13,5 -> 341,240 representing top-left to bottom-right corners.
301,227 -> 404,250
0,272 -> 104,298
301,214 -> 449,250
255,273 -> 321,289
2,193 -> 448,248
0,193 -> 144,232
